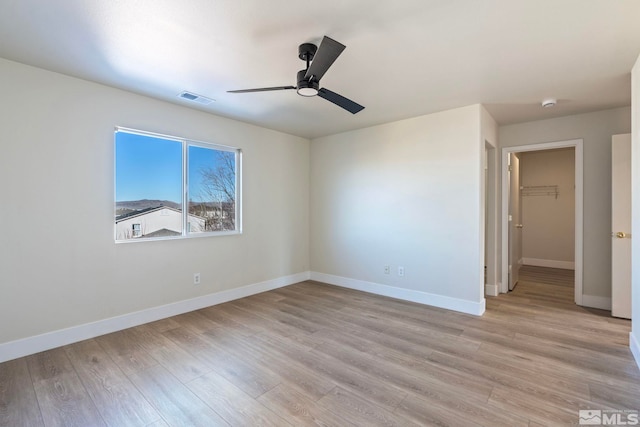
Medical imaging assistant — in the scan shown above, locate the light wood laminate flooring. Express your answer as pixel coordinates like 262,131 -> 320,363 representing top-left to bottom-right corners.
1,269 -> 638,426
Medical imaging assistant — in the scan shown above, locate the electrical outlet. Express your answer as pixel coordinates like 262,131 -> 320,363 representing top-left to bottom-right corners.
384,265 -> 390,274
193,273 -> 201,285
398,266 -> 405,277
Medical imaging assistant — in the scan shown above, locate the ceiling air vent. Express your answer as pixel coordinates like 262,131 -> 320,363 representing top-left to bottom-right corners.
178,91 -> 215,105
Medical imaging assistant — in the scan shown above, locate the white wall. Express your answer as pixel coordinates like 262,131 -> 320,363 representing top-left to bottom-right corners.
631,55 -> 640,368
499,107 -> 631,300
310,105 -> 487,314
0,58 -> 310,349
520,148 -> 575,267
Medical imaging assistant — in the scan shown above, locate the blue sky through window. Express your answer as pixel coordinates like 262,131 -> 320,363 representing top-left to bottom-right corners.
116,131 -> 232,204
115,132 -> 182,202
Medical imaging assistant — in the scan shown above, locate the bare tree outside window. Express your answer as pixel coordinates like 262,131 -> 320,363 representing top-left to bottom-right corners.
189,150 -> 236,231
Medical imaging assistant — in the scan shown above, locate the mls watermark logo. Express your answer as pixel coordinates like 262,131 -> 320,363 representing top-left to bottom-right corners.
580,410 -> 602,425
579,409 -> 639,425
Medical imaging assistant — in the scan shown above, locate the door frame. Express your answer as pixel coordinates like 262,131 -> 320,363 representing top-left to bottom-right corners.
500,139 -> 584,305
484,141 -> 499,297
507,152 -> 522,291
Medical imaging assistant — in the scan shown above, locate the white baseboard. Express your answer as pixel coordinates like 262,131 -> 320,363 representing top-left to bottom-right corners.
0,271 -> 311,364
499,281 -> 508,294
581,294 -> 612,311
522,257 -> 575,270
485,284 -> 499,297
310,272 -> 485,316
631,332 -> 640,371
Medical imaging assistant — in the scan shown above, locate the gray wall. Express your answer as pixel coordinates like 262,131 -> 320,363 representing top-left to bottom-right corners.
310,105 -> 489,313
520,148 -> 575,265
0,58 -> 310,346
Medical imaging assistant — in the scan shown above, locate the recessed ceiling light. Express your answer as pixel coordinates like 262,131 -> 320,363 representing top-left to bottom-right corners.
542,98 -> 557,108
179,91 -> 215,105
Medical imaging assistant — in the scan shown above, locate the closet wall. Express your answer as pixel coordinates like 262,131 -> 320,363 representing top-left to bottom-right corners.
520,148 -> 575,269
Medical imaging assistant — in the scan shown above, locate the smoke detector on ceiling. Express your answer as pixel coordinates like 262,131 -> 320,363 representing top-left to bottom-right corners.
541,98 -> 557,108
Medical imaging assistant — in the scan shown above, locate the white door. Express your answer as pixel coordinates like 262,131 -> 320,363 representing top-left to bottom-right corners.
508,153 -> 522,291
611,134 -> 632,319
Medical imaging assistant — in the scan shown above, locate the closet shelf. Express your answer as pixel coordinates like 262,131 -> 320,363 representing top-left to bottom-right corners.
520,185 -> 559,199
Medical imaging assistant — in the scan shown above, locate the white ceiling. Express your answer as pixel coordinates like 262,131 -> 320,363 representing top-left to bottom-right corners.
0,0 -> 639,139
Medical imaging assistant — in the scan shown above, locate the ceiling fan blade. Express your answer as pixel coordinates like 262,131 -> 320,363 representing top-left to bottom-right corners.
304,36 -> 345,81
318,88 -> 365,114
228,86 -> 295,93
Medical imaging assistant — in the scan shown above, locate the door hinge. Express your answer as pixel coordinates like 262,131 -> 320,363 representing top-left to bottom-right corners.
508,165 -> 513,172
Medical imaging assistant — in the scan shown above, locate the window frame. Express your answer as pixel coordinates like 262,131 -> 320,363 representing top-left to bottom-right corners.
114,127 -> 242,243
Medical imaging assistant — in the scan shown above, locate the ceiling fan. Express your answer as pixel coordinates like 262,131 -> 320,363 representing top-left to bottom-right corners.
228,36 -> 365,114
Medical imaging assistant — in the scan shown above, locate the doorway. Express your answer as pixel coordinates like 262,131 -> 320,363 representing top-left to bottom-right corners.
501,139 -> 584,304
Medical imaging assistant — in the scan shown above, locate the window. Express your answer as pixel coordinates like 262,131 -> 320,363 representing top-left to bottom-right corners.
114,128 -> 241,242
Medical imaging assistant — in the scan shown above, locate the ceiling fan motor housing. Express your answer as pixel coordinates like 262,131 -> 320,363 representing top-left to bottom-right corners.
296,69 -> 319,96
298,43 -> 317,61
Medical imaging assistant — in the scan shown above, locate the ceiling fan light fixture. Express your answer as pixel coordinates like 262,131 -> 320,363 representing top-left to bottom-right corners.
296,69 -> 319,97
297,86 -> 318,97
